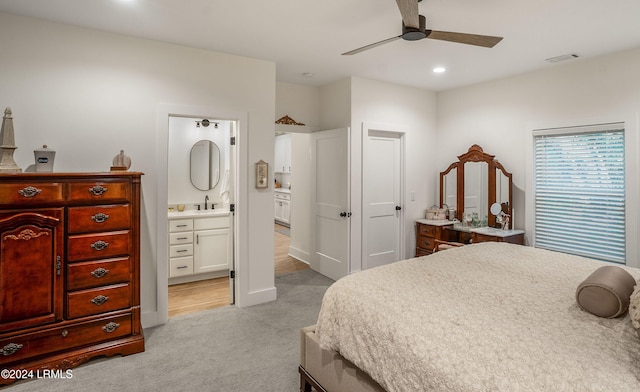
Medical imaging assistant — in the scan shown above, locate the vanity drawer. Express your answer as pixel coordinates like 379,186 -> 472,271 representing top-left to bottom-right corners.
275,192 -> 290,201
170,244 -> 193,258
0,182 -> 64,206
67,257 -> 131,291
170,232 -> 193,245
169,219 -> 193,232
169,256 -> 194,277
66,283 -> 130,319
0,313 -> 132,367
194,216 -> 229,230
67,181 -> 130,203
67,230 -> 131,262
68,204 -> 130,234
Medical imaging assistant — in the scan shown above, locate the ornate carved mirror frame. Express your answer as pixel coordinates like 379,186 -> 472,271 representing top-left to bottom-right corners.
439,144 -> 513,229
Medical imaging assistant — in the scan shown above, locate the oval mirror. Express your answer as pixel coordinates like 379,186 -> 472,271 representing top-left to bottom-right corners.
490,202 -> 502,216
190,140 -> 221,191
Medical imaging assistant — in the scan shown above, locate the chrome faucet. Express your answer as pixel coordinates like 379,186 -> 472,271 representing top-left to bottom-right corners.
204,195 -> 209,210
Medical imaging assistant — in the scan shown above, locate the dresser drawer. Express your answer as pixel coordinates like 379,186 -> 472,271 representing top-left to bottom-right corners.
169,256 -> 194,277
67,231 -> 130,262
170,232 -> 193,245
67,181 -> 130,203
66,284 -> 130,319
417,223 -> 436,237
416,234 -> 435,252
68,204 -> 130,234
169,219 -> 193,232
67,257 -> 130,291
170,244 -> 193,258
0,313 -> 132,367
0,182 -> 64,206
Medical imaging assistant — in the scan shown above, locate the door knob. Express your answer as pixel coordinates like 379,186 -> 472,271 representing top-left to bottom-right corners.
395,206 -> 402,211
339,212 -> 347,217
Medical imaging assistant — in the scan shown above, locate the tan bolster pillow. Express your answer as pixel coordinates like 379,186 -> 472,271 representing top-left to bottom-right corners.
576,265 -> 636,318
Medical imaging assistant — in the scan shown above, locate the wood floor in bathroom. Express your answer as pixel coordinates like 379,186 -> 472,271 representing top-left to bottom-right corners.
167,223 -> 309,317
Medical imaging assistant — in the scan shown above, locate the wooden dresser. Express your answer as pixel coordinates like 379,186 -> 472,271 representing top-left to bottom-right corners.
0,172 -> 144,383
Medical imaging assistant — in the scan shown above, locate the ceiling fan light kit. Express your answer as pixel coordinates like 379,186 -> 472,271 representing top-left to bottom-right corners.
343,0 -> 503,55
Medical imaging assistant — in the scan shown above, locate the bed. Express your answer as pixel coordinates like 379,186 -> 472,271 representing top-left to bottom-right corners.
299,242 -> 640,392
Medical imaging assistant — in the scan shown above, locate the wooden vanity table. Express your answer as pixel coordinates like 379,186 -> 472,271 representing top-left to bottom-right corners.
415,145 -> 525,257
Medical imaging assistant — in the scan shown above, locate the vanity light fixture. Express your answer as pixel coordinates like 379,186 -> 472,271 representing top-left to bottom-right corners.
196,119 -> 219,129
433,66 -> 446,73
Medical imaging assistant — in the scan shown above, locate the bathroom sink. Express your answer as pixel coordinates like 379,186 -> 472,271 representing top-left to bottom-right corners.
168,209 -> 229,219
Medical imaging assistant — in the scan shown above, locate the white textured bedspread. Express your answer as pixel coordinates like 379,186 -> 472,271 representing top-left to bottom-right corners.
315,242 -> 640,392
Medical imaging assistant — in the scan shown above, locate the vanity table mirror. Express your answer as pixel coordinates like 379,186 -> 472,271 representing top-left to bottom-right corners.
439,145 -> 513,229
190,140 -> 221,191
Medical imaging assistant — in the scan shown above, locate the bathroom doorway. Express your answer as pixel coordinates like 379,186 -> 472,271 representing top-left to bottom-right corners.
167,115 -> 236,317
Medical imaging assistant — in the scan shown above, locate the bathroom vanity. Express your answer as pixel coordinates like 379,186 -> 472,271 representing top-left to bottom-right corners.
168,209 -> 231,285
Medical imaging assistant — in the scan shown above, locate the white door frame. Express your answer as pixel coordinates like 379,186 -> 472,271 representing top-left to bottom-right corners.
361,122 -> 406,269
151,103 -> 247,327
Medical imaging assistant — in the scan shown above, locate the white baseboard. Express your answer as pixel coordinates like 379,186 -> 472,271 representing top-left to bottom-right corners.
239,286 -> 277,307
288,246 -> 309,264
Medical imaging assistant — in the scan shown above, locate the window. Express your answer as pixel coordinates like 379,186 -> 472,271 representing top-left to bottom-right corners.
533,123 -> 625,263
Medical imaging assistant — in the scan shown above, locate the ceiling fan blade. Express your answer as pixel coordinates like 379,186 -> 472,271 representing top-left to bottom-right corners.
395,0 -> 419,29
342,35 -> 402,55
426,30 -> 503,48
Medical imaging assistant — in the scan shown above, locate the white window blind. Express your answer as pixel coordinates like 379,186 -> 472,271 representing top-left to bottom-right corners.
533,123 -> 625,263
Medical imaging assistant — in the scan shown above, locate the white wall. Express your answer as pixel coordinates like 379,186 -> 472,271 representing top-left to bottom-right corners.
0,12 -> 277,326
168,117 -> 231,209
436,47 -> 640,267
276,82 -> 321,128
350,77 -> 438,268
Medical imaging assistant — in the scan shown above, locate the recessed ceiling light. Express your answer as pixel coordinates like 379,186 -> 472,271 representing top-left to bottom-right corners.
433,67 -> 446,73
302,72 -> 314,78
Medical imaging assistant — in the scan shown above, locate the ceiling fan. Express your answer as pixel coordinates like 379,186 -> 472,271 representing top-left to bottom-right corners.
342,0 -> 503,55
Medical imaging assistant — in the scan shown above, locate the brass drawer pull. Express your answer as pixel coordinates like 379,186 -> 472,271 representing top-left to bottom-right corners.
17,186 -> 41,198
91,295 -> 110,306
1,343 -> 23,356
90,267 -> 109,278
102,322 -> 120,333
61,329 -> 68,338
90,240 -> 109,251
88,185 -> 108,196
91,213 -> 110,223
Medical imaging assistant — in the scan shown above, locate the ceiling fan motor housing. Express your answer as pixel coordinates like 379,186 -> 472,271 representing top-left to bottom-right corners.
402,14 -> 427,41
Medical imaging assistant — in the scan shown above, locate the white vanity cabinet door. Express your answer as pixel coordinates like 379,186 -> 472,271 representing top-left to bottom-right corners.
194,228 -> 231,274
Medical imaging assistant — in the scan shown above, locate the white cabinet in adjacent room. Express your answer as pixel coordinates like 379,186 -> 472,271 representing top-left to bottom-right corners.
274,133 -> 292,173
275,190 -> 291,226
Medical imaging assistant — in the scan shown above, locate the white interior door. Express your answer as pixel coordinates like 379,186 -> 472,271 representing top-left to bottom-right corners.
363,130 -> 403,270
310,128 -> 350,281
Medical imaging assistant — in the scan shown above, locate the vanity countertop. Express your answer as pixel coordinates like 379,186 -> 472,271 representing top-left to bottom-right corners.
469,226 -> 524,237
416,218 -> 455,226
168,209 -> 230,219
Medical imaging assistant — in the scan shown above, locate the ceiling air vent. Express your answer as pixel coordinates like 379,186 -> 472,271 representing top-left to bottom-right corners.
545,53 -> 580,63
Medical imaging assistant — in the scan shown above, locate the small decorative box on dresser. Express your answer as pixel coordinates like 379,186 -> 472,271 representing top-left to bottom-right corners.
0,172 -> 144,384
415,219 -> 455,256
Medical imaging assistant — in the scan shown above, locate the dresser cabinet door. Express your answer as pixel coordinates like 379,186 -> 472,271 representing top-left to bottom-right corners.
0,209 -> 64,333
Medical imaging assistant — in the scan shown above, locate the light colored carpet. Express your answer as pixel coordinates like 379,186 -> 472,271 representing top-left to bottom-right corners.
7,269 -> 333,392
